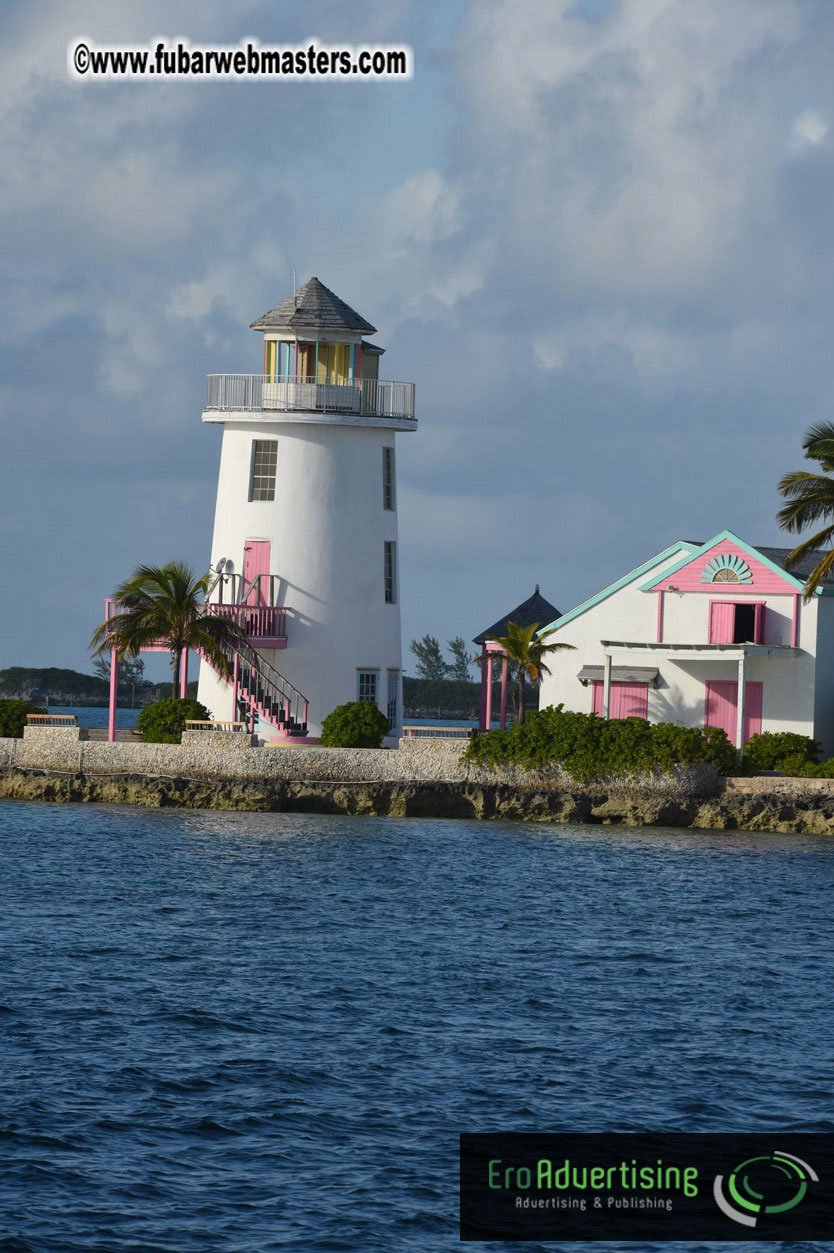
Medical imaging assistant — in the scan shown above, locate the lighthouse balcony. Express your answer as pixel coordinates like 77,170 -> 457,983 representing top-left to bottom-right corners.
204,603 -> 288,648
204,374 -> 416,428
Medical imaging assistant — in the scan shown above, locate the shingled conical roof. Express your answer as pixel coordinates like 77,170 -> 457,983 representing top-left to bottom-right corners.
473,586 -> 561,646
250,277 -> 377,335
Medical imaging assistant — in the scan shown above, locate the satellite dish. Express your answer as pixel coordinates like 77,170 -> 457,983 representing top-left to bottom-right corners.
214,558 -> 227,573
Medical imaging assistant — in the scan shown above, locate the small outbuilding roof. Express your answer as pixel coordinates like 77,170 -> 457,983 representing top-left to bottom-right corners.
473,586 -> 562,646
755,546 -> 834,590
250,276 -> 377,335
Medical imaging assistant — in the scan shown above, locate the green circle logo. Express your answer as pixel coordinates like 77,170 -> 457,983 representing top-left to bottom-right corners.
713,1151 -> 818,1228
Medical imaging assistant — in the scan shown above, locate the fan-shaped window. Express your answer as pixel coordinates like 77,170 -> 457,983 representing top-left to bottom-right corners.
700,553 -> 753,584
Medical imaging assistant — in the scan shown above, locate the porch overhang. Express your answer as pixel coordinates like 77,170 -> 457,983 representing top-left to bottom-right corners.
599,641 -> 801,662
578,664 -> 660,686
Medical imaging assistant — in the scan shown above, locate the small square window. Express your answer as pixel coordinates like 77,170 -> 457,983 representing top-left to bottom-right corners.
250,440 -> 278,502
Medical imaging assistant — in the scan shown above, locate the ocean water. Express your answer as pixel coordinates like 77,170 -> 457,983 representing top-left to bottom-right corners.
45,706 -> 142,730
1,804 -> 833,1253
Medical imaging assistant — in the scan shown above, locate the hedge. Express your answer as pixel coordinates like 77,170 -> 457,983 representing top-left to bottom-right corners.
462,704 -> 738,780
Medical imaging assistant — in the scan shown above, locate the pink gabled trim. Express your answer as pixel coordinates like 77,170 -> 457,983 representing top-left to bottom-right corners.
792,594 -> 800,647
647,539 -> 798,594
656,591 -> 664,643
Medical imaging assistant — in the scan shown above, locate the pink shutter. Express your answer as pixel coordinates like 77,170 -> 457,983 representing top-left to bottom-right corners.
753,603 -> 766,644
705,680 -> 737,741
591,681 -> 648,720
743,682 -> 763,741
610,682 -> 648,720
708,602 -> 736,644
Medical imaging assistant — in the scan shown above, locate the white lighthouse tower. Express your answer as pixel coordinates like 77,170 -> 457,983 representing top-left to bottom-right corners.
196,277 -> 416,743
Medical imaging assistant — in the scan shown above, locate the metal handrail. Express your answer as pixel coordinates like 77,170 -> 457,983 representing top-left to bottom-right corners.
220,634 -> 309,731
205,374 -> 416,420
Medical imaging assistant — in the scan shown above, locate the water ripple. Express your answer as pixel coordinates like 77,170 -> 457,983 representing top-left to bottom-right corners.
1,802 -> 833,1251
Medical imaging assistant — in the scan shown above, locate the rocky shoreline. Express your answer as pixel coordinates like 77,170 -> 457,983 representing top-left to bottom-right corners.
4,763 -> 834,833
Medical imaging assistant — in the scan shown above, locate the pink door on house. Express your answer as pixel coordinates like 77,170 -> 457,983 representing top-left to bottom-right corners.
591,681 -> 649,719
704,680 -> 763,745
243,540 -> 271,605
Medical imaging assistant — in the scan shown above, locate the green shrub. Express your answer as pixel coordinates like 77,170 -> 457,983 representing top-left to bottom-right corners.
136,696 -> 210,744
741,731 -> 820,774
319,701 -> 390,748
0,700 -> 46,738
809,757 -> 834,778
462,704 -> 737,780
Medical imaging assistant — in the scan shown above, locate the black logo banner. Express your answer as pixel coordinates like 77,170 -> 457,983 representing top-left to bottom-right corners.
460,1133 -> 834,1241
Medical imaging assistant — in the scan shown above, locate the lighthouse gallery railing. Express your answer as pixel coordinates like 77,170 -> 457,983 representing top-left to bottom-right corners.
205,374 -> 415,421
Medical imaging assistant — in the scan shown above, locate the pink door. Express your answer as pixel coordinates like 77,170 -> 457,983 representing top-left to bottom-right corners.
591,681 -> 649,719
704,680 -> 763,745
243,540 -> 270,605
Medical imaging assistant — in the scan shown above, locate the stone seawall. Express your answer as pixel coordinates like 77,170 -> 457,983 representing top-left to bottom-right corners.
4,730 -> 834,832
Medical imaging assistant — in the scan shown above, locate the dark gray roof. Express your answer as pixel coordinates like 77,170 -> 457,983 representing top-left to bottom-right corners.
473,586 -> 562,646
756,546 -> 834,589
250,277 -> 376,334
361,341 -> 385,356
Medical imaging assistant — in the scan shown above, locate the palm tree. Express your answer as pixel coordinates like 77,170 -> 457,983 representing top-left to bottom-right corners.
478,620 -> 574,726
777,421 -> 834,600
90,561 -> 245,697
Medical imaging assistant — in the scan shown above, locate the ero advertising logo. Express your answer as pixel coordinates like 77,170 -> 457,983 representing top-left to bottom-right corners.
460,1133 -> 834,1241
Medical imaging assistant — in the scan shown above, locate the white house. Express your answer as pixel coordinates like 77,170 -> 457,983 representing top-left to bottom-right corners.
537,530 -> 834,754
196,277 -> 417,743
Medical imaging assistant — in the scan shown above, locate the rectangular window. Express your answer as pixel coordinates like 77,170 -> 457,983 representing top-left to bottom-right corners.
383,447 -> 395,510
249,440 -> 278,502
357,670 -> 378,703
384,541 -> 397,603
386,670 -> 399,733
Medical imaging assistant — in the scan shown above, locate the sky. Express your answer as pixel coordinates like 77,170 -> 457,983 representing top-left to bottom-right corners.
2,0 -> 834,680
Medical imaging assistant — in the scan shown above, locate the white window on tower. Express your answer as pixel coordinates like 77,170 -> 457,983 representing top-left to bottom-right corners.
383,446 -> 395,510
357,670 -> 379,704
249,440 -> 278,502
384,541 -> 397,604
386,670 -> 400,733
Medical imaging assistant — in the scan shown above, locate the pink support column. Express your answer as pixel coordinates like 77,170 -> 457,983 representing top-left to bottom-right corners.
656,591 -> 665,643
485,656 -> 494,728
108,647 -> 118,743
179,650 -> 189,700
792,594 -> 800,647
479,657 -> 489,731
232,652 -> 240,720
499,655 -> 509,728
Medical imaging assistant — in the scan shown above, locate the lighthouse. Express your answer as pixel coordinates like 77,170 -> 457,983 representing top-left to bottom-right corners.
196,278 -> 417,743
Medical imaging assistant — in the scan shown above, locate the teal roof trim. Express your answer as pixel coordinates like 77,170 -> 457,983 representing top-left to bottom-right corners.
639,529 -> 806,592
538,542 -> 699,634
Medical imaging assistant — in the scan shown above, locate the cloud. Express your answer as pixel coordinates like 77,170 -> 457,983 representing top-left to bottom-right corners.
790,107 -> 828,149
